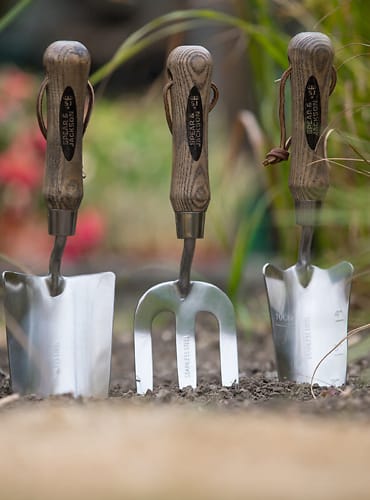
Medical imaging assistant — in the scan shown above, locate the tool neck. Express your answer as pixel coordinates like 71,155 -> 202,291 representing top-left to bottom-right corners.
295,201 -> 320,287
294,200 -> 321,227
47,235 -> 67,296
296,225 -> 314,287
177,237 -> 196,298
297,225 -> 314,268
48,209 -> 77,236
175,212 -> 205,239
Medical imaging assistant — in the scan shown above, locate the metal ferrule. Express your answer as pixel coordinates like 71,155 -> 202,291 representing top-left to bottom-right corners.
48,209 -> 77,236
295,200 -> 322,227
175,212 -> 205,239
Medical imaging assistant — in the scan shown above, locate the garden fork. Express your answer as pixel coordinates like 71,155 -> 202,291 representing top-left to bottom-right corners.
134,45 -> 239,394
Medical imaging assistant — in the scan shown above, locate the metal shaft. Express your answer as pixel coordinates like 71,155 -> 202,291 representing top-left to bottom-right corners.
297,225 -> 314,269
296,225 -> 314,287
177,237 -> 196,298
48,235 -> 67,296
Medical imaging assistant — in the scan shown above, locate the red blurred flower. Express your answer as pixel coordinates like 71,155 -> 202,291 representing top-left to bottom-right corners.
0,67 -> 36,121
0,148 -> 42,189
0,129 -> 45,191
15,127 -> 46,156
64,209 -> 106,261
1,67 -> 34,101
0,211 -> 50,268
30,128 -> 47,155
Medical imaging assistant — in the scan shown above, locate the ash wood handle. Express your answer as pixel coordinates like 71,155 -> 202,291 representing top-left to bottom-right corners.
288,32 -> 334,204
166,46 -> 214,218
42,41 -> 91,215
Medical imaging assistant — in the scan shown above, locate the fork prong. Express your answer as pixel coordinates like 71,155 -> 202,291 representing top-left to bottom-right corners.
175,281 -> 239,387
176,313 -> 197,389
134,327 -> 153,395
196,283 -> 239,386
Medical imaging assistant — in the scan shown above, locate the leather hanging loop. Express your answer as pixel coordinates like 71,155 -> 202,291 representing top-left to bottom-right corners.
263,66 -> 292,166
329,65 -> 337,96
36,76 -> 48,139
163,80 -> 219,135
163,80 -> 173,133
36,77 -> 94,140
263,63 -> 336,167
209,82 -> 219,112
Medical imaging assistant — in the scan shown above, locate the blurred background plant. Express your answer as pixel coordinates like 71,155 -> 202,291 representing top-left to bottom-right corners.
0,0 -> 368,338
0,65 -> 106,268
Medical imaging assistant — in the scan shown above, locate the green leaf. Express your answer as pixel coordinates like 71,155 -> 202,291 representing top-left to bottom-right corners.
0,0 -> 32,32
227,188 -> 279,302
91,8 -> 288,85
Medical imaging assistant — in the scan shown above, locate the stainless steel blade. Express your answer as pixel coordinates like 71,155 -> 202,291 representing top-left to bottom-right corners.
3,271 -> 115,397
134,280 -> 239,395
263,261 -> 353,386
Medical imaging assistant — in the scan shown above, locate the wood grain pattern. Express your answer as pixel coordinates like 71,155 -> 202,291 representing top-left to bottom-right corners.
288,32 -> 334,202
166,46 -> 213,213
43,41 -> 91,211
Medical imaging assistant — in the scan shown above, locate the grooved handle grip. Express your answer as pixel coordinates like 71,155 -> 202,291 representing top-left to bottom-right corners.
43,40 -> 91,213
166,45 -> 213,215
288,32 -> 334,203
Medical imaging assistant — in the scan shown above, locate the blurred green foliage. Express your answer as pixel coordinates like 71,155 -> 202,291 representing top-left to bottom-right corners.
0,0 -> 369,334
86,0 -> 369,332
222,1 -> 369,330
83,97 -> 173,253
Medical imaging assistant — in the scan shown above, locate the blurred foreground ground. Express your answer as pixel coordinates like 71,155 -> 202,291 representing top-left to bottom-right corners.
1,325 -> 370,499
0,402 -> 370,499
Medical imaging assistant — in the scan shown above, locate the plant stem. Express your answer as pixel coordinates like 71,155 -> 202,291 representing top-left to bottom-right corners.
0,0 -> 32,32
90,8 -> 288,85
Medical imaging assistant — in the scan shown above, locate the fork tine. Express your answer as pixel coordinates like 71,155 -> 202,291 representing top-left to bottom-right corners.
193,283 -> 239,386
176,312 -> 197,389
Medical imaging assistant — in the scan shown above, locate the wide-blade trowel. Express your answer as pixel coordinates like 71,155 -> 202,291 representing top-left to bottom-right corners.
263,32 -> 353,387
3,41 -> 115,397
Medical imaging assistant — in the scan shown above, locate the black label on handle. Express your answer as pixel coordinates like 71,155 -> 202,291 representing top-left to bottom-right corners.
186,86 -> 203,161
304,76 -> 321,150
59,86 -> 77,161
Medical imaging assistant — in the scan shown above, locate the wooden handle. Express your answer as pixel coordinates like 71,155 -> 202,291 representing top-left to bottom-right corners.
42,41 -> 91,232
288,32 -> 334,206
166,45 -> 214,237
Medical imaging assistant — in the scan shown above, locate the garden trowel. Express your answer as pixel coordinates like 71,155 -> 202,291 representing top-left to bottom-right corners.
263,32 -> 353,387
3,41 -> 115,397
134,45 -> 239,394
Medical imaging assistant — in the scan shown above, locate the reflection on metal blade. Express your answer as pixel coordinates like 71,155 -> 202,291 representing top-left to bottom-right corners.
263,261 -> 353,386
3,271 -> 115,397
134,281 -> 239,395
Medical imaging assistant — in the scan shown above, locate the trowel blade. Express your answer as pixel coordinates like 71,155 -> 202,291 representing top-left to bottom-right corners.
263,261 -> 353,386
3,271 -> 115,397
134,281 -> 239,395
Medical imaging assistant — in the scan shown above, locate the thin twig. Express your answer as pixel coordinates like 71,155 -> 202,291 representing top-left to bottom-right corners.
0,253 -> 31,274
0,394 -> 20,408
309,158 -> 368,165
312,4 -> 341,29
336,43 -> 370,52
306,155 -> 370,177
310,323 -> 370,399
333,129 -> 370,165
336,52 -> 370,71
351,269 -> 370,282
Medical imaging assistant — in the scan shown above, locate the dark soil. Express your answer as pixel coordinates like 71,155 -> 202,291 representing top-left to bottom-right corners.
1,316 -> 370,418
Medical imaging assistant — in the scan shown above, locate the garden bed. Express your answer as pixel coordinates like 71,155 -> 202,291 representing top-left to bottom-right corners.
1,317 -> 370,499
1,316 -> 370,419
